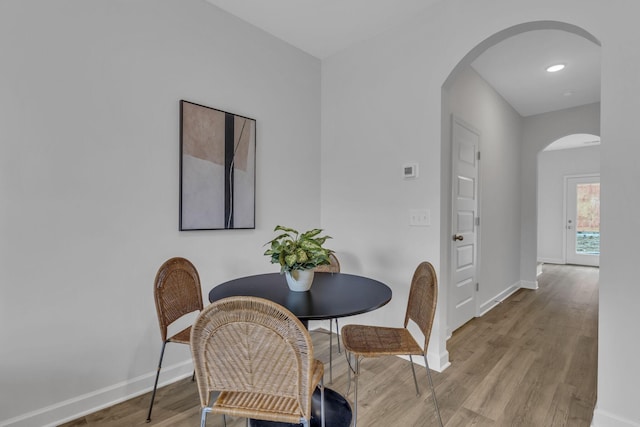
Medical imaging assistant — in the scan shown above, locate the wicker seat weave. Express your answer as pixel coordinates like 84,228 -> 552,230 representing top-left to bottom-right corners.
191,296 -> 325,427
340,325 -> 423,356
167,326 -> 192,345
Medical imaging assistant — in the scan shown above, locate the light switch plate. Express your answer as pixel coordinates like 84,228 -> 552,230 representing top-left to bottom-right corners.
409,209 -> 430,226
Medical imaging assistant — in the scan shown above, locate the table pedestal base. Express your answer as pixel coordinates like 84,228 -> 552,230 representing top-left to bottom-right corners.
248,387 -> 352,427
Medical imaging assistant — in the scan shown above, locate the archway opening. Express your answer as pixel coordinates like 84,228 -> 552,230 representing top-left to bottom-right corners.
538,133 -> 600,268
440,21 -> 601,338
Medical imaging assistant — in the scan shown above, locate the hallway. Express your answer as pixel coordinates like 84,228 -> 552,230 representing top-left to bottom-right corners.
442,263 -> 598,425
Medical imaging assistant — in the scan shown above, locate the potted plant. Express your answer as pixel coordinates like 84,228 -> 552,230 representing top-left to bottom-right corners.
264,225 -> 334,291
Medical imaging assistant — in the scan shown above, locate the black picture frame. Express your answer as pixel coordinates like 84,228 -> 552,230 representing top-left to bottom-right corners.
180,100 -> 256,230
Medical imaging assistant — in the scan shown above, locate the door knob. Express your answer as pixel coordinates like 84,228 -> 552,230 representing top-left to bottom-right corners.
453,234 -> 464,241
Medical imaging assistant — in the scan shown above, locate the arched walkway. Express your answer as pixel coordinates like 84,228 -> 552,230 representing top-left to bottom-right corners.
440,21 -> 601,339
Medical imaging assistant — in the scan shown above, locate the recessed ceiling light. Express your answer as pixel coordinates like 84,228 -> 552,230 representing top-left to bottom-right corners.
546,64 -> 565,73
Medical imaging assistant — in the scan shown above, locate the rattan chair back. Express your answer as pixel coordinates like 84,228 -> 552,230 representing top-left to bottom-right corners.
404,261 -> 438,351
314,253 -> 340,273
154,257 -> 204,342
191,296 -> 317,421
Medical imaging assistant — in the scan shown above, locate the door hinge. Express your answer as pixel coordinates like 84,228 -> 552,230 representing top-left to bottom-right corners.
477,151 -> 481,160
476,283 -> 479,291
475,217 -> 480,226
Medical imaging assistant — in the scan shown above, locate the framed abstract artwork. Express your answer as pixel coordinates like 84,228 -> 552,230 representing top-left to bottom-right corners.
180,100 -> 256,230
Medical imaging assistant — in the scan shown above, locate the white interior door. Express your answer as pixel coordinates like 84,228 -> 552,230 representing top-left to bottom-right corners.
449,116 -> 479,334
565,175 -> 600,266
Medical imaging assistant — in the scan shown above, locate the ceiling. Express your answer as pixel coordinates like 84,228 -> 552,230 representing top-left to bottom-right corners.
204,0 -> 441,59
205,0 -> 601,147
470,29 -> 601,118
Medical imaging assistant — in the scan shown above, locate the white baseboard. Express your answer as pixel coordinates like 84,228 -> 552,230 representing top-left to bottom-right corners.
538,257 -> 565,265
592,406 -> 640,426
519,279 -> 538,290
398,349 -> 451,373
433,350 -> 451,372
478,282 -> 521,316
0,360 -> 194,427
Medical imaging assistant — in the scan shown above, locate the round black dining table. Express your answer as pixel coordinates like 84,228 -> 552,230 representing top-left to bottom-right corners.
208,271 -> 392,427
208,271 -> 392,327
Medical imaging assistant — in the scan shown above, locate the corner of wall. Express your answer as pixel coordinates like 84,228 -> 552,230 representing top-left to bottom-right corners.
519,280 -> 538,290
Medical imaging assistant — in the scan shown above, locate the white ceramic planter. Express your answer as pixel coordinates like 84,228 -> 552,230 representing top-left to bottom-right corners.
285,269 -> 315,292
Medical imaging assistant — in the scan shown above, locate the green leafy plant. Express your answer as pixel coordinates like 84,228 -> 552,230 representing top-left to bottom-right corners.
264,225 -> 333,273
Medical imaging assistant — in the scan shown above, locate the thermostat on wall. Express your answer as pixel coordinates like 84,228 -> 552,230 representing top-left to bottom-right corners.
402,163 -> 418,179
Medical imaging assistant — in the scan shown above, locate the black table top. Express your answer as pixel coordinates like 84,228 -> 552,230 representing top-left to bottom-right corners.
208,272 -> 392,321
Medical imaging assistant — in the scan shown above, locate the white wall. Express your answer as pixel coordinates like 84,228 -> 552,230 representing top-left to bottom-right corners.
538,145 -> 600,263
0,1 -> 321,425
321,18 -> 450,367
443,67 -> 523,320
322,1 -> 640,425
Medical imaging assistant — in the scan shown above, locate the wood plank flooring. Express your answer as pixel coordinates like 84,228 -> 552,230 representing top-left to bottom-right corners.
61,264 -> 598,426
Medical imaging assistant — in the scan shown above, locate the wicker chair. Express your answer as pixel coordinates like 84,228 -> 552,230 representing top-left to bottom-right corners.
191,296 -> 325,427
313,252 -> 341,274
341,261 -> 443,427
147,257 -> 203,422
313,253 -> 341,382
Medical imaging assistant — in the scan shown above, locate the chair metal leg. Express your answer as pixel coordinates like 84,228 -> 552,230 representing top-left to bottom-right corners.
334,318 -> 341,353
329,321 -> 333,384
423,354 -> 443,427
345,351 -> 352,397
200,407 -> 211,427
328,318 -> 342,384
353,356 -> 360,427
147,340 -> 167,422
320,377 -> 326,427
408,355 -> 420,396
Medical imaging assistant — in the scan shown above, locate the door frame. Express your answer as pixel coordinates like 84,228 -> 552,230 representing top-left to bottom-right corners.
563,173 -> 600,266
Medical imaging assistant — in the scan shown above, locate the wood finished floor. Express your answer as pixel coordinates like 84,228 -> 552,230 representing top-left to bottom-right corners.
61,264 -> 598,426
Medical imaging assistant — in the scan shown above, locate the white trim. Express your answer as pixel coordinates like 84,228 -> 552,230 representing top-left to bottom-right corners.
478,281 -> 521,316
537,257 -> 565,265
398,349 -> 451,373
431,349 -> 451,372
0,360 -> 193,427
519,280 -> 538,290
591,406 -> 640,427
